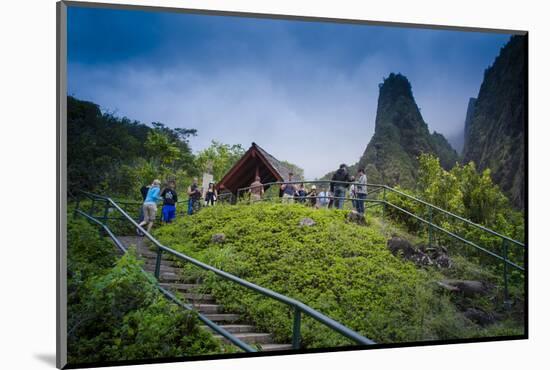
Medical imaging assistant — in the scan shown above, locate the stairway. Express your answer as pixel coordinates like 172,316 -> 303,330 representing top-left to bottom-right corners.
117,236 -> 293,352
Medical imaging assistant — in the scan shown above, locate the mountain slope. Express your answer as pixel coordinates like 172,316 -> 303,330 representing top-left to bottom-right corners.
357,73 -> 458,187
462,36 -> 526,208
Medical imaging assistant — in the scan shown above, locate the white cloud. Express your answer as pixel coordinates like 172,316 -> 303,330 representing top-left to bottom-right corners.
69,60 -> 381,178
68,40 -> 485,178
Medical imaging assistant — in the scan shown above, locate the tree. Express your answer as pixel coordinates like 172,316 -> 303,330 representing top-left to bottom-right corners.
67,96 -> 199,197
145,130 -> 181,166
280,160 -> 305,179
451,162 -> 509,226
195,141 -> 245,182
417,154 -> 463,215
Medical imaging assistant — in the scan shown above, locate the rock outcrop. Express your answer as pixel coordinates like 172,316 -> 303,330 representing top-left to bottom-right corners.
387,236 -> 451,269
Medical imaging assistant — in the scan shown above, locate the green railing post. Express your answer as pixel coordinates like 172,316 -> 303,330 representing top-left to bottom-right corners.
73,197 -> 80,218
292,306 -> 302,349
428,206 -> 433,249
382,187 -> 387,219
102,201 -> 110,226
154,246 -> 163,279
502,239 -> 510,308
90,198 -> 96,217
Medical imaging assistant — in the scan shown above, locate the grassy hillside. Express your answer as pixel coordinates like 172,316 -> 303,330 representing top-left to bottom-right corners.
154,202 -> 522,348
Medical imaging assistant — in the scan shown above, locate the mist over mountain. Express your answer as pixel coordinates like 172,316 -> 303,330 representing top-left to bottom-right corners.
463,36 -> 526,208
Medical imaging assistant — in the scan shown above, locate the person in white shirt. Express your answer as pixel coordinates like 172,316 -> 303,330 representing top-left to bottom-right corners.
349,176 -> 357,210
356,168 -> 368,215
318,187 -> 331,208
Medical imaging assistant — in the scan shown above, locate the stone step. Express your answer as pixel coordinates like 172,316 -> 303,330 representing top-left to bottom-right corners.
159,273 -> 183,282
213,332 -> 273,345
201,324 -> 256,334
193,303 -> 223,314
203,313 -> 242,323
137,249 -> 177,259
143,264 -> 181,274
159,283 -> 202,292
139,253 -> 183,268
137,249 -> 161,256
259,343 -> 294,352
184,293 -> 215,303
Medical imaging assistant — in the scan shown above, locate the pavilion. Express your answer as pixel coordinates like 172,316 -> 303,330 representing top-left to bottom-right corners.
216,142 -> 302,195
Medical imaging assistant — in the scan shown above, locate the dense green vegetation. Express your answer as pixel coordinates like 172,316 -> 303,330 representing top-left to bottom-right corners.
67,96 -> 198,196
66,36 -> 526,355
68,96 -> 302,199
154,202 -> 523,348
67,218 -> 223,364
384,154 -> 525,298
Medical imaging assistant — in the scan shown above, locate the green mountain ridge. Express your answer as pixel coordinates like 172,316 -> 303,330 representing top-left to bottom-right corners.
462,35 -> 526,209
351,73 -> 458,187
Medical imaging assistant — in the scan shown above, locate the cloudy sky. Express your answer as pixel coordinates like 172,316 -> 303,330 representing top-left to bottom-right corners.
67,6 -> 511,179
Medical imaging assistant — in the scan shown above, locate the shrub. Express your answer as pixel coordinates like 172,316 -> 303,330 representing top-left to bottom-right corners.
67,218 -> 222,365
155,203 -> 494,347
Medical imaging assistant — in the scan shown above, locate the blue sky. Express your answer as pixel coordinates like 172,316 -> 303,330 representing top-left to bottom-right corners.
67,6 -> 511,179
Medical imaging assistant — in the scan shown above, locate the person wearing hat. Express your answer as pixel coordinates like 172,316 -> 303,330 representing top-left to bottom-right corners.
307,184 -> 318,208
137,179 -> 162,235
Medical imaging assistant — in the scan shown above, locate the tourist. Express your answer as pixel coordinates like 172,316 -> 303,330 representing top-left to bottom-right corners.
137,179 -> 162,235
280,173 -> 296,204
205,182 -> 217,206
330,164 -> 352,209
328,190 -> 334,209
187,177 -> 202,215
160,180 -> 178,223
356,168 -> 368,215
297,183 -> 307,203
137,183 -> 150,224
349,176 -> 357,210
318,187 -> 330,208
249,176 -> 264,202
307,185 -> 318,208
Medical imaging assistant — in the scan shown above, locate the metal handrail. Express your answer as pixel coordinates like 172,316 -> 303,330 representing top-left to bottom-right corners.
383,186 -> 525,247
75,190 -> 376,350
383,201 -> 524,271
75,208 -> 257,352
234,180 -> 525,304
236,181 -> 524,249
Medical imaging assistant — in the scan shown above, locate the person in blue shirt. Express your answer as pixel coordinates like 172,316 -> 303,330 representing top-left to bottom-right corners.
137,179 -> 162,235
280,173 -> 296,204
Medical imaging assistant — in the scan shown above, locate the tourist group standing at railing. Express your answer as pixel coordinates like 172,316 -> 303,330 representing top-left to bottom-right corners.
261,164 -> 368,214
136,163 -> 365,236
